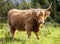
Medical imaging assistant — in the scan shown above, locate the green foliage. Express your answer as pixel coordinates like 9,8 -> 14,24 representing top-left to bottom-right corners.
19,0 -> 30,9
31,0 -> 40,8
0,0 -> 12,22
50,0 -> 60,23
39,0 -> 49,8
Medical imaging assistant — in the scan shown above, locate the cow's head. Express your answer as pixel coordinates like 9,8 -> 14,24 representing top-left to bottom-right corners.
37,2 -> 52,24
37,10 -> 50,24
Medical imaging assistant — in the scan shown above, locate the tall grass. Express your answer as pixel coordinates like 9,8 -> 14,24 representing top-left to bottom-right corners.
0,22 -> 60,44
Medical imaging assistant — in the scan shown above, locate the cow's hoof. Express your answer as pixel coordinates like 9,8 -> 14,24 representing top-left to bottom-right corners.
37,37 -> 39,40
10,37 -> 14,40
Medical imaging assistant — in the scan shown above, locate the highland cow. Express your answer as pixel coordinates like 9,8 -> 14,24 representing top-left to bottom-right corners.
8,3 -> 52,40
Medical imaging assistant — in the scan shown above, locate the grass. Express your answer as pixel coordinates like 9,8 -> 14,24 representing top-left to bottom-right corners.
0,22 -> 60,44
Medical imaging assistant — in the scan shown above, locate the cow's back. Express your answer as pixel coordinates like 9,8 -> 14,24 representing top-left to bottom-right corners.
8,9 -> 36,31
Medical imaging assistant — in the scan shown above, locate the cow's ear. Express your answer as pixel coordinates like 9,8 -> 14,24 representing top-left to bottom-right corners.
44,11 -> 50,19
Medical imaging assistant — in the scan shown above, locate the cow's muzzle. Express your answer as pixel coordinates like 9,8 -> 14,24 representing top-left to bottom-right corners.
38,19 -> 44,24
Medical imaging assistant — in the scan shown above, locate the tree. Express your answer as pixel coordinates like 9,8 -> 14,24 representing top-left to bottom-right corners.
19,0 -> 29,9
0,0 -> 12,22
31,0 -> 40,8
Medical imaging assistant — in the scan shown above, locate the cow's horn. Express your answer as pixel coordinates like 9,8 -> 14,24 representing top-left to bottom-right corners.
29,7 -> 32,10
46,2 -> 52,11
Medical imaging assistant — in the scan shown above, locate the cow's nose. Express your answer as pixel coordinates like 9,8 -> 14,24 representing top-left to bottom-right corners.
38,19 -> 44,24
42,20 -> 44,23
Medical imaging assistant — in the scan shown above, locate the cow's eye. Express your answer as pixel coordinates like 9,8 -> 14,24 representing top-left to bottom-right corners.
40,14 -> 43,16
39,12 -> 43,16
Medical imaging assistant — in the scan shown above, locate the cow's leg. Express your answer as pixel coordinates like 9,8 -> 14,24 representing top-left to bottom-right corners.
25,23 -> 31,39
35,32 -> 39,40
27,31 -> 31,39
9,26 -> 16,40
34,29 -> 40,40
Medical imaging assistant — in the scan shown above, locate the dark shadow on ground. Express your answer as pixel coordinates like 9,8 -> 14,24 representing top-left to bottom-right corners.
0,37 -> 27,44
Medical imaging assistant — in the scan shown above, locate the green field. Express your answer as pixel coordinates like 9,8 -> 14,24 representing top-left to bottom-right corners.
0,23 -> 60,44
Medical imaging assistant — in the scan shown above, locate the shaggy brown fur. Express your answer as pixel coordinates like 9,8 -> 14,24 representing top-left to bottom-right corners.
8,3 -> 52,40
8,9 -> 40,39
